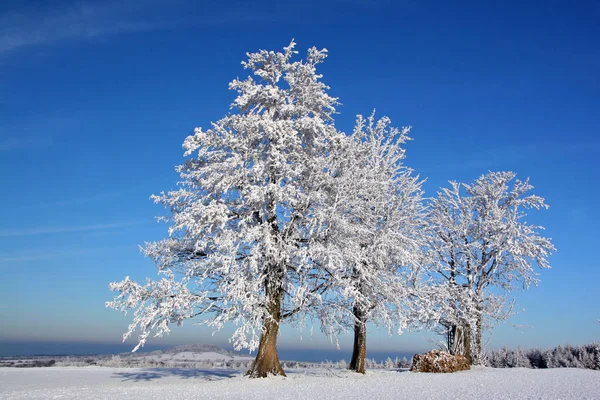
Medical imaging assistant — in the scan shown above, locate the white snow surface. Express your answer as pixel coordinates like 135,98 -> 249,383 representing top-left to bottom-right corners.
1,366 -> 599,399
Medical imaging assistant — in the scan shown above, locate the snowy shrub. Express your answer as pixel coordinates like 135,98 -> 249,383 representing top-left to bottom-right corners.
102,355 -> 125,368
410,350 -> 470,373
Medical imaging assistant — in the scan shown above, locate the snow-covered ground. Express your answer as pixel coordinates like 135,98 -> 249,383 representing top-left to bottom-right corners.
137,350 -> 250,362
1,366 -> 599,399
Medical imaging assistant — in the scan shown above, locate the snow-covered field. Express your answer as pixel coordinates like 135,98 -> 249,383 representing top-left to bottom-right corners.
1,366 -> 599,399
135,350 -> 250,362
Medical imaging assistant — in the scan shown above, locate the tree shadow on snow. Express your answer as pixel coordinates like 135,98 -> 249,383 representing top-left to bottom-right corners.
112,368 -> 241,382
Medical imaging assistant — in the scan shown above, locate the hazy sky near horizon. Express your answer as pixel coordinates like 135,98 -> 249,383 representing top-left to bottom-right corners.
0,0 -> 598,355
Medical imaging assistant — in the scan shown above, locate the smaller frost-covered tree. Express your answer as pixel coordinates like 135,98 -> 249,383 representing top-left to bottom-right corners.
511,347 -> 531,368
593,345 -> 600,371
384,357 -> 395,369
399,356 -> 410,368
106,40 -> 345,378
543,349 -> 554,368
311,113 -> 426,373
427,171 -> 555,364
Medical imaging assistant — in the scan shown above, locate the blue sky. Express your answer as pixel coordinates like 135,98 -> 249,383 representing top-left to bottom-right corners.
0,0 -> 598,356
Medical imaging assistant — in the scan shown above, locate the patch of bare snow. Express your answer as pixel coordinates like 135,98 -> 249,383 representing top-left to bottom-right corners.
1,366 -> 599,399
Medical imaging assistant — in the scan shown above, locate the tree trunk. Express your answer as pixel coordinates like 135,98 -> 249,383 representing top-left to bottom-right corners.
447,324 -> 454,354
449,324 -> 472,364
245,285 -> 286,378
449,324 -> 460,355
463,323 -> 472,365
349,306 -> 367,374
473,313 -> 482,365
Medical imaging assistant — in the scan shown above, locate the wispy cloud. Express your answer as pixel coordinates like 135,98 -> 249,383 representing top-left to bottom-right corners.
0,116 -> 82,153
17,185 -> 148,210
0,1 -> 171,55
0,253 -> 60,264
0,136 -> 54,152
32,191 -> 134,209
0,221 -> 141,238
423,141 -> 600,173
0,244 -> 136,264
331,0 -> 393,7
0,1 -> 371,56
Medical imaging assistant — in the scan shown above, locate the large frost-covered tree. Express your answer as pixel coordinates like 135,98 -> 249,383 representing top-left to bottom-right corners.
311,113 -> 426,373
106,40 -> 345,377
427,171 -> 555,364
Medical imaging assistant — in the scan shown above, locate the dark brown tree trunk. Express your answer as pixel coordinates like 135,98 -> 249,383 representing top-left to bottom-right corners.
349,306 -> 367,374
463,323 -> 472,365
473,312 -> 482,365
447,325 -> 453,353
449,324 -> 458,355
245,284 -> 286,378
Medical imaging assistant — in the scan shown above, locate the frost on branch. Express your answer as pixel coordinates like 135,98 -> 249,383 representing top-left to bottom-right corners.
309,112 -> 428,373
426,171 -> 555,364
106,40 -> 347,377
106,275 -> 202,352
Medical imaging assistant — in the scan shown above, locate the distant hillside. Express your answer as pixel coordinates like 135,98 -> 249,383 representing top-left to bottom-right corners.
116,344 -> 253,365
1,344 -> 253,368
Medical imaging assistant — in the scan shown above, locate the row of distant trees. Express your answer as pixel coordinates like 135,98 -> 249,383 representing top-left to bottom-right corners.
485,343 -> 600,371
53,354 -> 414,370
52,344 -> 600,371
107,41 -> 555,377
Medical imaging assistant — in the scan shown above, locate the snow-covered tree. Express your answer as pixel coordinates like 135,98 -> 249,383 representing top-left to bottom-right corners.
400,356 -> 410,368
512,347 -> 531,368
384,357 -> 395,369
106,40 -> 345,378
427,171 -> 555,364
310,113 -> 426,373
543,349 -> 555,368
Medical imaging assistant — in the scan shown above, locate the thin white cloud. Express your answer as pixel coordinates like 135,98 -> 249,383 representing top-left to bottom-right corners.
0,1 -> 171,55
0,244 -> 136,263
33,191 -> 132,209
422,141 -> 600,173
0,137 -> 25,151
0,0 -> 284,56
0,221 -> 141,238
0,253 -> 60,263
332,0 -> 393,7
0,115 -> 78,152
0,136 -> 54,152
19,185 -> 148,210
